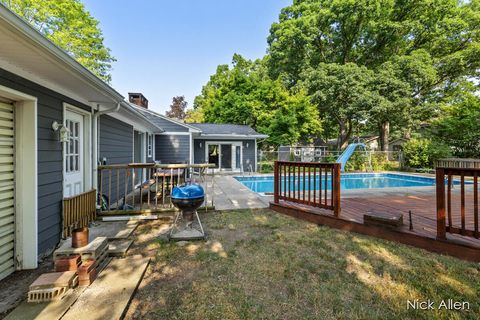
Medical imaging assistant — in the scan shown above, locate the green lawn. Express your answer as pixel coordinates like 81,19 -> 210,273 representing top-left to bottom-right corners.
126,209 -> 480,320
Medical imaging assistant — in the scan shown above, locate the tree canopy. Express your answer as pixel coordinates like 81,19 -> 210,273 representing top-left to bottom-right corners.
267,0 -> 480,150
192,54 -> 321,145
431,94 -> 480,158
2,0 -> 115,82
166,96 -> 188,120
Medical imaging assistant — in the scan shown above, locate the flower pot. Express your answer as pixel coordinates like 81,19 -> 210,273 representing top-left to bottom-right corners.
71,227 -> 89,248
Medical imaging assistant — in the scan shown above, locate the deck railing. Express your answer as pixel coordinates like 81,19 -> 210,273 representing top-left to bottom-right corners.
97,163 -> 215,215
63,189 -> 97,238
273,161 -> 341,216
436,167 -> 479,240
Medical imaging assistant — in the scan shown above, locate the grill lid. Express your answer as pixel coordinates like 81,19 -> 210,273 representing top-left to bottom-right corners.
171,184 -> 205,200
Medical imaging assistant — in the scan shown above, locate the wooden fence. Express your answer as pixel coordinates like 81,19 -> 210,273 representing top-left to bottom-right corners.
436,167 -> 479,240
63,189 -> 97,238
273,161 -> 341,216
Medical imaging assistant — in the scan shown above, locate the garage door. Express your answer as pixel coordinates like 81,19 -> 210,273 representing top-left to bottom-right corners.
0,101 -> 15,280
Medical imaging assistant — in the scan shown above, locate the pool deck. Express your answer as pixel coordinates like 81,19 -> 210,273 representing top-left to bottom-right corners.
215,172 -> 447,209
270,189 -> 480,262
213,175 -> 270,210
215,172 -> 480,261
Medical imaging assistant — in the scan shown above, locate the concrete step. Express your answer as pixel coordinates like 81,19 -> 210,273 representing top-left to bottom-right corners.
61,255 -> 150,320
107,240 -> 133,257
89,221 -> 138,240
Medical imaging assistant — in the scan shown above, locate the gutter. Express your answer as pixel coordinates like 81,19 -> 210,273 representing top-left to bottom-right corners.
91,103 -> 121,193
199,133 -> 269,139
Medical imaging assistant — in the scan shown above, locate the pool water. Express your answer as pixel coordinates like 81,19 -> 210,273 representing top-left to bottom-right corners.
235,173 -> 461,193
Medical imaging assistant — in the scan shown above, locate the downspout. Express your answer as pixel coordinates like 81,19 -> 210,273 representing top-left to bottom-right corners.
91,103 -> 121,195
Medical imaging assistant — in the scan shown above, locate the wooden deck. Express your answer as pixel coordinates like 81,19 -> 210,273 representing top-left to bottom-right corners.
270,190 -> 480,262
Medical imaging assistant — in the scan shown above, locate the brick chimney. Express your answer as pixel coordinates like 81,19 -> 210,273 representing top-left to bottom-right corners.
128,93 -> 148,108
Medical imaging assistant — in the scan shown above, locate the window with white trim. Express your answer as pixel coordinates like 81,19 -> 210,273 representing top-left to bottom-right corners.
65,119 -> 80,173
147,133 -> 153,157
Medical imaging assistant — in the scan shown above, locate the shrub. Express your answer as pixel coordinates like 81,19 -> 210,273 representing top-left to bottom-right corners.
259,161 -> 274,173
402,138 -> 452,169
322,154 -> 337,163
289,152 -> 295,161
345,152 -> 368,171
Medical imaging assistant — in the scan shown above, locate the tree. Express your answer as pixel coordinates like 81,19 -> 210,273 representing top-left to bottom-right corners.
268,0 -> 480,86
268,0 -> 480,149
166,96 -> 188,120
432,94 -> 480,158
303,63 -> 373,149
367,61 -> 412,151
2,0 -> 115,82
193,54 -> 321,146
184,108 -> 204,123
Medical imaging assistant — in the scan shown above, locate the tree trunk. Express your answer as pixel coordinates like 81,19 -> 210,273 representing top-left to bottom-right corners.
380,121 -> 390,151
338,120 -> 353,150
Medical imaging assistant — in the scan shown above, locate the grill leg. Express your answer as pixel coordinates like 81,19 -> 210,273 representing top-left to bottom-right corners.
169,211 -> 182,239
195,210 -> 206,238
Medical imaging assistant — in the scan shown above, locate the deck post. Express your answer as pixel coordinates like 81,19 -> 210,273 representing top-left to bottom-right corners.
333,163 -> 341,217
436,167 -> 447,240
274,161 -> 279,204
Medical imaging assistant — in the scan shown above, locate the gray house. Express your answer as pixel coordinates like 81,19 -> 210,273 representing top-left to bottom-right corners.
0,5 -> 163,280
190,123 -> 267,172
130,102 -> 268,172
0,4 -> 267,280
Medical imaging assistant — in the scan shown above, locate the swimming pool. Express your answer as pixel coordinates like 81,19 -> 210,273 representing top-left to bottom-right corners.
235,173 -> 462,193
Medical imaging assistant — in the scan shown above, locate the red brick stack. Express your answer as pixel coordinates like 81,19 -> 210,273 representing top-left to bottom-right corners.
54,255 -> 81,272
27,271 -> 78,302
78,259 -> 98,287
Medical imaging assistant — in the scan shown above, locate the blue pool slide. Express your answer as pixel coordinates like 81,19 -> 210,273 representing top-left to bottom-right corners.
336,143 -> 367,171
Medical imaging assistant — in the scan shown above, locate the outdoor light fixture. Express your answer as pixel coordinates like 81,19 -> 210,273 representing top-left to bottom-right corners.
246,142 -> 249,148
52,121 -> 70,143
199,142 -> 202,148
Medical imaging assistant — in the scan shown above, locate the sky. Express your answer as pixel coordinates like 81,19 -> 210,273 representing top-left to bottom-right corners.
81,0 -> 291,114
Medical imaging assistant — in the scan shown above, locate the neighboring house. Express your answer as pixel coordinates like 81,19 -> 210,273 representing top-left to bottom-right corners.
278,145 -> 328,162
326,136 -> 380,151
0,4 -> 267,279
357,135 -> 380,151
129,100 -> 268,172
389,138 -> 408,152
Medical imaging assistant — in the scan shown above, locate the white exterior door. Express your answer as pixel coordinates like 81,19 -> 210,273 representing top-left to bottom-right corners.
64,110 -> 84,197
0,101 -> 15,280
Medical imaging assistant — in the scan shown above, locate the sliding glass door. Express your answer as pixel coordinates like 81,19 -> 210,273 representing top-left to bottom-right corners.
206,142 -> 242,172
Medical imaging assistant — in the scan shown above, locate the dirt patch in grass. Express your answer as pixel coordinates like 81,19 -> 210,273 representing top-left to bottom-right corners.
125,209 -> 480,320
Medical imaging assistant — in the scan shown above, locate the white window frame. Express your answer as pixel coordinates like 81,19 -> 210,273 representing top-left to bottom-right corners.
147,133 -> 153,158
205,141 -> 243,172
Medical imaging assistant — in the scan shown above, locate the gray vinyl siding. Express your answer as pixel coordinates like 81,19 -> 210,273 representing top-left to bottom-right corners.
155,135 -> 190,164
193,139 -> 205,164
99,115 -> 133,204
193,138 -> 256,171
133,131 -> 142,163
0,68 -> 90,256
242,139 -> 256,171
